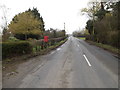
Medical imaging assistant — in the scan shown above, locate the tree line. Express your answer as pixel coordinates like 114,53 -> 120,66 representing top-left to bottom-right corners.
81,1 -> 120,49
1,7 -> 67,59
2,7 -> 66,41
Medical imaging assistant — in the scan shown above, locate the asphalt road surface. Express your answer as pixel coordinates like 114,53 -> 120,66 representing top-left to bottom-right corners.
3,36 -> 118,88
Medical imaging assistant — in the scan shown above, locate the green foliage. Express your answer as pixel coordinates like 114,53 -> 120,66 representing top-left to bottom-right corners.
31,7 -> 45,31
8,36 -> 19,42
113,1 -> 120,30
2,36 -> 67,59
14,33 -> 41,40
72,30 -> 86,37
84,1 -> 120,48
78,37 -> 86,40
44,28 -> 66,38
95,8 -> 106,20
86,20 -> 93,35
2,41 -> 32,59
8,8 -> 45,40
9,12 -> 41,34
87,41 -> 120,55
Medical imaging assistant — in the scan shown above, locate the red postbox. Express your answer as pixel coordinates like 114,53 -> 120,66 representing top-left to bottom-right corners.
44,36 -> 48,42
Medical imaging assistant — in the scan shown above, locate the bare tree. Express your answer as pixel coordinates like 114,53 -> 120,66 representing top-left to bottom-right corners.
0,5 -> 9,35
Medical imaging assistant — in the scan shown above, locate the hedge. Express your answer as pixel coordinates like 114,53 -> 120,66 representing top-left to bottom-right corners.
34,36 -> 67,47
2,41 -> 32,59
2,36 -> 67,59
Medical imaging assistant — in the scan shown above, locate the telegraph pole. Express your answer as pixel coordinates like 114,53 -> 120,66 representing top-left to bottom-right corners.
64,22 -> 65,31
63,22 -> 66,36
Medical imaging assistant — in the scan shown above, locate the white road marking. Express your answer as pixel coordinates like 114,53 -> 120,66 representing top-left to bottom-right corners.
57,48 -> 61,51
77,45 -> 79,47
51,51 -> 55,54
61,44 -> 65,47
83,54 -> 92,67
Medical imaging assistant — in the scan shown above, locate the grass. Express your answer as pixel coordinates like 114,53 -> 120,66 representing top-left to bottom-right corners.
77,37 -> 86,40
33,46 -> 41,53
86,40 -> 120,55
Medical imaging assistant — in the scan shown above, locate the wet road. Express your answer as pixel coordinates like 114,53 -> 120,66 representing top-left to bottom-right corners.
3,36 -> 118,88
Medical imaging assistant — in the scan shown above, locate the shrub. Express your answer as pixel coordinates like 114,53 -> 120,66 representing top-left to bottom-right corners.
8,36 -> 19,42
2,41 -> 32,59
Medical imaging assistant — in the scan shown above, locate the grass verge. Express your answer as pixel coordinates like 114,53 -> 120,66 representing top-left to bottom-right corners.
77,37 -> 86,40
86,40 -> 120,55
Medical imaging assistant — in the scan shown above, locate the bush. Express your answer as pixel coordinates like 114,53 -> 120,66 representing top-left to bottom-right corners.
2,41 -> 32,59
8,36 -> 19,42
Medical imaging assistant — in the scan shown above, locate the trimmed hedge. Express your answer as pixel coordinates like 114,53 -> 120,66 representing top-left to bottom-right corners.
2,41 -> 32,59
2,36 -> 67,59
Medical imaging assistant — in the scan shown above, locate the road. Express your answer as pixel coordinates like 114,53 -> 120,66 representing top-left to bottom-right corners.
3,36 -> 118,88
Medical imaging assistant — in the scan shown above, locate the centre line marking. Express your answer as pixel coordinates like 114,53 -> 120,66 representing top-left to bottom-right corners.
83,54 -> 91,67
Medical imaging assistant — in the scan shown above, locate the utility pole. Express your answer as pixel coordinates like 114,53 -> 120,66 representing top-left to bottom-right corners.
92,2 -> 95,35
64,22 -> 65,31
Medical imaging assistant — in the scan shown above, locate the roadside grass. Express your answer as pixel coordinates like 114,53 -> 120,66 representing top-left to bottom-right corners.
32,46 -> 41,53
77,37 -> 86,40
86,40 -> 120,55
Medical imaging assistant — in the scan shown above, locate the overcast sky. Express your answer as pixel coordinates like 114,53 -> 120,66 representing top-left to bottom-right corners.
0,0 -> 90,34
